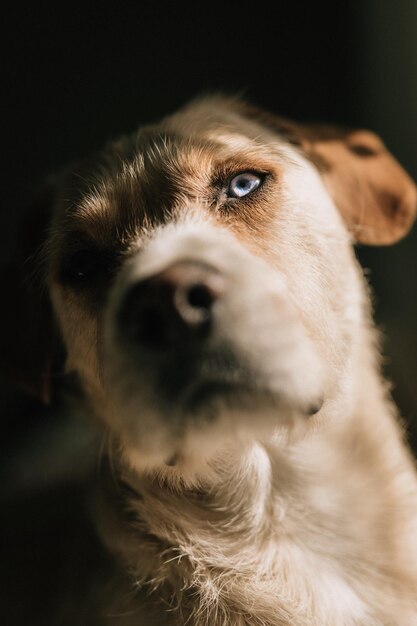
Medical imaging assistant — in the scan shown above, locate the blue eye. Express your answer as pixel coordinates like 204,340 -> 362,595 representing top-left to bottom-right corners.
228,172 -> 262,198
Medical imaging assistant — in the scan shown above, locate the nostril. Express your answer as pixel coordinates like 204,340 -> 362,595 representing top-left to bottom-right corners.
174,284 -> 212,327
175,276 -> 224,328
186,283 -> 216,310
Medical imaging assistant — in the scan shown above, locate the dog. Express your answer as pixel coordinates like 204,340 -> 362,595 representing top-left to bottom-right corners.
2,95 -> 417,625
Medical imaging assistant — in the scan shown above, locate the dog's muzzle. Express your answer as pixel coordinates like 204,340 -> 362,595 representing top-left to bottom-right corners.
102,225 -> 325,463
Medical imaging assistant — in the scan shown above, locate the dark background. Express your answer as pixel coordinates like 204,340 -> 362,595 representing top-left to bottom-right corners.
1,1 -> 417,476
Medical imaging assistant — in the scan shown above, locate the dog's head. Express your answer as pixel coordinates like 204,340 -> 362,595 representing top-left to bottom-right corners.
3,96 -> 416,477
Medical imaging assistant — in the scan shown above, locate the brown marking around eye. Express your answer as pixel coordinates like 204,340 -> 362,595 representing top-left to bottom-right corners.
209,169 -> 283,262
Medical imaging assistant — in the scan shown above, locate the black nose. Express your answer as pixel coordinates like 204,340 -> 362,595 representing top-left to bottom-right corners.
118,261 -> 225,349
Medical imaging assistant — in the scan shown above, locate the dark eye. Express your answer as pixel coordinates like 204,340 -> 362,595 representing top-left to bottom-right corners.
227,172 -> 263,198
60,249 -> 112,287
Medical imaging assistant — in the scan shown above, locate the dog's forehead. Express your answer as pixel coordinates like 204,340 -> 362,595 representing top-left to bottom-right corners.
50,98 -> 288,255
162,96 -> 274,145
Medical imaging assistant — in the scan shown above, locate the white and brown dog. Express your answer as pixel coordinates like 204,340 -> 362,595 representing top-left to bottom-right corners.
3,96 -> 417,625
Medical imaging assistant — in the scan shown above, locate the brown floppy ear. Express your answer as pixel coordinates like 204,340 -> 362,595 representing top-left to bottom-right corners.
0,185 -> 56,403
242,104 -> 417,245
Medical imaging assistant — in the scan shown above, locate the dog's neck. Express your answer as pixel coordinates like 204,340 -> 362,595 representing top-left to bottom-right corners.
94,349 -> 417,625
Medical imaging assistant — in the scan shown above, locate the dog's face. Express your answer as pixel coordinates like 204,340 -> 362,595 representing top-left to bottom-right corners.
4,97 -> 416,476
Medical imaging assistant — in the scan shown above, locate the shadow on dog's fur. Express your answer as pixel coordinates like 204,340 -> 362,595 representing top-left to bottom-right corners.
2,96 -> 417,625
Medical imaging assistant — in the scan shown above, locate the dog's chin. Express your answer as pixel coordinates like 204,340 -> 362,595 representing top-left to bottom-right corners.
111,376 -> 322,480
104,323 -> 326,477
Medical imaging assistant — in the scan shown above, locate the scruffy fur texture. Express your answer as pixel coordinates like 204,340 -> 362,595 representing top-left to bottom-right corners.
6,96 -> 417,625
